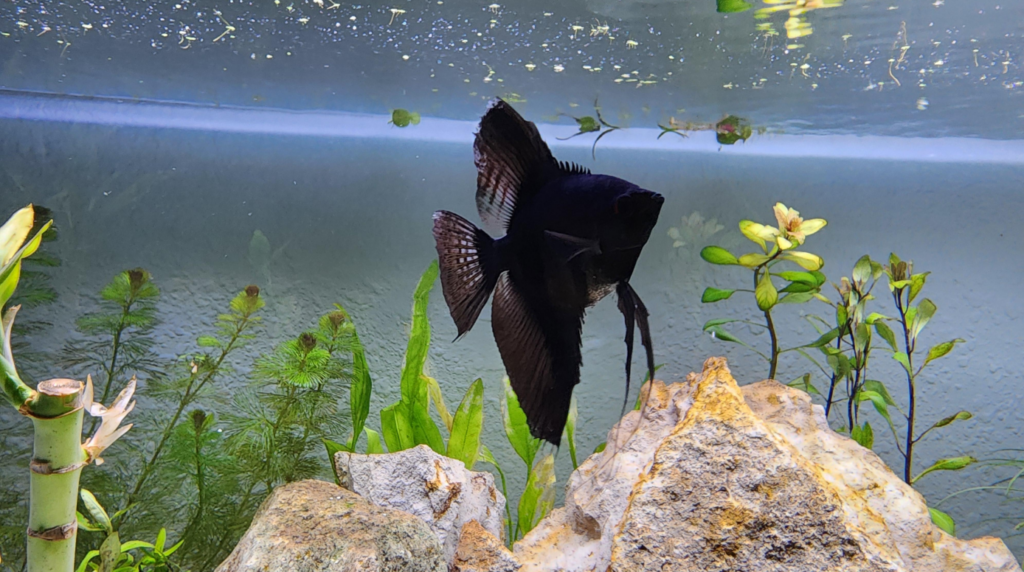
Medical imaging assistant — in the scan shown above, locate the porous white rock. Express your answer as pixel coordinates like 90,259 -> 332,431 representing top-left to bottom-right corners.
514,357 -> 1021,572
335,444 -> 506,563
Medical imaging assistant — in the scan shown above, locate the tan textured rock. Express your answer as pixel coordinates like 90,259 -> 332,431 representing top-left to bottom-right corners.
334,444 -> 506,563
515,357 -> 1022,572
216,480 -> 446,572
453,520 -> 521,572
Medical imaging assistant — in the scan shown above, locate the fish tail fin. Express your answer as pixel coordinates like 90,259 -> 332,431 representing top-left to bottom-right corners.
433,210 -> 501,338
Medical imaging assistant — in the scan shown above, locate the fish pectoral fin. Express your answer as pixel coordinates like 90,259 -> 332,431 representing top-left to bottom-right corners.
492,273 -> 583,445
618,282 -> 656,402
543,230 -> 602,262
433,211 -> 501,339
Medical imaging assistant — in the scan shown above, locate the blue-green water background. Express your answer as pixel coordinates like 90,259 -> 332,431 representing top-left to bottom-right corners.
1,0 -> 1022,564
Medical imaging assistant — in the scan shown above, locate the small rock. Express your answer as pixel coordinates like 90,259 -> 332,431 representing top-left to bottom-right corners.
453,520 -> 521,572
216,480 -> 445,572
335,444 -> 505,563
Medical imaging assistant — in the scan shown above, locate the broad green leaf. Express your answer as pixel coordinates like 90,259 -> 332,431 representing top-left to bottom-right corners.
739,253 -> 772,268
778,292 -> 814,304
409,400 -> 446,455
0,217 -> 53,309
81,489 -> 112,534
702,318 -> 740,330
929,507 -> 956,536
517,453 -> 556,537
502,376 -> 541,469
700,245 -> 738,265
851,421 -> 874,449
913,456 -> 977,484
874,322 -> 898,352
862,380 -> 896,405
932,410 -> 972,429
99,531 -> 121,572
344,309 -> 373,450
779,281 -> 817,293
738,220 -> 776,248
865,312 -> 893,325
809,271 -> 827,286
852,255 -> 872,287
786,373 -> 820,395
857,390 -> 892,425
908,272 -> 929,303
853,322 -> 871,352
782,251 -> 824,271
77,511 -> 105,532
196,335 -> 221,348
400,262 -> 438,410
911,299 -> 937,341
565,396 -> 579,470
76,550 -> 100,572
323,438 -> 349,484
892,352 -> 912,375
380,402 -> 415,453
425,374 -> 454,431
924,339 -> 964,366
447,379 -> 485,469
755,272 -> 777,311
717,0 -> 752,13
0,206 -> 34,265
593,442 -> 607,454
154,528 -> 166,553
706,325 -> 750,347
701,287 -> 735,303
365,428 -> 385,454
775,270 -> 819,285
805,327 -> 840,348
827,353 -> 851,381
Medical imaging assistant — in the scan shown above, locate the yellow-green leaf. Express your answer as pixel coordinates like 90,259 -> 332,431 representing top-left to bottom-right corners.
365,428 -> 385,454
517,453 -> 556,537
564,396 -> 579,469
502,376 -> 541,469
701,287 -> 735,303
912,456 -> 977,484
0,206 -> 34,266
738,220 -> 777,249
932,410 -> 972,429
425,374 -> 453,431
447,379 -> 485,469
755,272 -> 778,311
739,253 -> 771,268
929,507 -> 956,536
924,339 -> 964,366
782,251 -> 824,271
700,246 -> 738,265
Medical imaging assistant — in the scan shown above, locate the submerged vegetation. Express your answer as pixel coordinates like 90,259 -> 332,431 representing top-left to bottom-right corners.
698,202 -> 977,535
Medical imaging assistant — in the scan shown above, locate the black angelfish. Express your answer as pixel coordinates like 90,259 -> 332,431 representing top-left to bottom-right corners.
432,100 -> 664,445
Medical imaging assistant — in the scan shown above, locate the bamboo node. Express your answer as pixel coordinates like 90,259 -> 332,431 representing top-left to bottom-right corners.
29,459 -> 86,475
26,522 -> 76,541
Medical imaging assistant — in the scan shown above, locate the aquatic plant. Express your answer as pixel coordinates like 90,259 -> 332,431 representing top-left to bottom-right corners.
557,98 -> 621,159
389,108 -> 421,128
76,489 -> 184,572
1,205 -> 136,572
699,202 -> 828,381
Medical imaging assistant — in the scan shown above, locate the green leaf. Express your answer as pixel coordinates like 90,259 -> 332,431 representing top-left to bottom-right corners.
775,271 -> 819,285
851,421 -> 874,449
779,281 -> 817,294
701,287 -> 735,303
564,396 -> 579,470
717,0 -> 752,13
118,541 -> 153,553
154,529 -> 166,553
365,428 -> 385,454
409,400 -> 446,455
0,217 -> 53,309
908,272 -> 929,303
322,438 -> 349,484
912,456 -> 977,484
593,442 -> 607,454
892,352 -> 912,375
782,251 -> 824,271
502,377 -> 541,469
862,380 -> 896,405
853,322 -> 871,352
425,374 -> 454,431
99,531 -> 121,572
700,246 -> 739,265
739,253 -> 772,268
852,255 -> 872,287
924,339 -> 964,366
76,511 -> 105,532
857,390 -> 892,426
196,335 -> 222,348
755,272 -> 778,311
911,298 -> 937,341
702,318 -> 740,330
778,292 -> 814,304
827,353 -> 851,381
163,538 -> 184,556
929,507 -> 956,536
342,306 -> 373,450
447,379 -> 485,470
80,489 -> 112,534
399,262 -> 438,411
874,322 -> 898,351
76,550 -> 100,572
865,312 -> 892,325
805,327 -> 840,348
380,402 -> 415,453
706,325 -> 750,348
932,410 -> 972,429
786,373 -> 820,395
517,453 -> 556,537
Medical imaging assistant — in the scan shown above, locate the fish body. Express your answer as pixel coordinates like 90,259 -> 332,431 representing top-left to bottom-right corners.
433,100 -> 663,444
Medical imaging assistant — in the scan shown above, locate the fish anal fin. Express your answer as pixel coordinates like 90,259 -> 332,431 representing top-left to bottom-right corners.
433,210 -> 500,338
544,230 -> 602,263
474,100 -> 558,233
492,274 -> 582,444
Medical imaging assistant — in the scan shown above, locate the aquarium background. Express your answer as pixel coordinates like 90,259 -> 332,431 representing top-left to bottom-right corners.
1,0 -> 1022,567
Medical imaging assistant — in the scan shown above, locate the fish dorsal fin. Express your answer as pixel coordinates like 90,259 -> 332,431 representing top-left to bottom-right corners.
474,99 -> 559,234
492,274 -> 583,444
558,160 -> 590,176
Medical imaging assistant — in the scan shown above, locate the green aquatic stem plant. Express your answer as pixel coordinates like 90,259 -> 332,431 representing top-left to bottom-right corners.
699,202 -> 828,381
1,205 -> 135,572
76,488 -> 184,572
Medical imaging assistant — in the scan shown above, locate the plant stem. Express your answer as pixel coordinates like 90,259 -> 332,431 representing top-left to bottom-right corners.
26,378 -> 86,572
754,267 -> 780,380
895,291 -> 916,484
88,302 -> 131,435
824,335 -> 842,418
